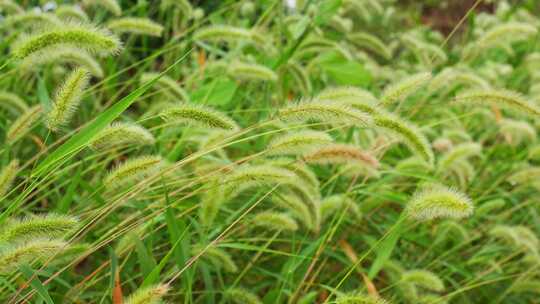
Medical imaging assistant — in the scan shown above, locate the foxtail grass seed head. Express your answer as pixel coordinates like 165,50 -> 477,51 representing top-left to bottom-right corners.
304,144 -> 379,168
223,164 -> 295,198
266,130 -> 333,156
335,292 -> 390,304
107,17 -> 164,37
1,11 -> 62,31
192,245 -> 238,273
474,22 -> 537,55
507,167 -> 540,186
320,194 -> 362,221
349,32 -> 392,60
278,99 -> 372,126
454,89 -> 540,117
225,287 -> 263,304
437,143 -> 482,173
5,105 -> 42,145
252,211 -> 298,232
374,112 -> 434,166
271,193 -> 315,231
0,91 -> 28,115
160,104 -> 239,130
46,68 -> 90,131
227,61 -> 278,82
104,155 -> 164,191
0,159 -> 19,198
19,46 -> 104,78
90,122 -> 155,150
0,214 -> 78,243
406,184 -> 474,220
83,0 -> 122,16
12,23 -> 122,59
124,284 -> 169,304
0,239 -> 66,273
401,269 -> 445,292
0,0 -> 23,14
55,5 -> 89,22
380,72 -> 432,105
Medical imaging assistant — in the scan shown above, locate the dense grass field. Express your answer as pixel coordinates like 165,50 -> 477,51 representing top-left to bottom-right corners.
0,0 -> 539,303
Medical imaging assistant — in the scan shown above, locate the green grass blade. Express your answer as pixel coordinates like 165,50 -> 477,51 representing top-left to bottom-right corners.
32,51 -> 191,177
19,264 -> 54,304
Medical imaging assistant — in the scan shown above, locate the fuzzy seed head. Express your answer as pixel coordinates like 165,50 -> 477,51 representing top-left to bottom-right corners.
0,91 -> 28,115
107,17 -> 164,37
0,214 -> 78,243
19,46 -> 104,78
406,184 -> 474,220
267,130 -> 333,156
228,61 -> 277,82
5,105 -> 42,145
12,23 -> 122,59
90,122 -> 155,150
437,143 -> 482,173
104,155 -> 164,191
84,0 -> 122,16
252,211 -> 298,232
225,287 -> 262,304
304,144 -> 379,168
402,269 -> 445,292
55,5 -> 89,22
374,111 -> 434,165
454,89 -> 540,117
336,291 -> 389,304
140,73 -> 190,102
46,68 -> 90,131
160,104 -> 238,130
124,284 -> 169,304
278,99 -> 372,126
381,72 -> 432,105
0,239 -> 66,273
223,164 -> 295,198
0,159 -> 19,198
192,245 -> 238,273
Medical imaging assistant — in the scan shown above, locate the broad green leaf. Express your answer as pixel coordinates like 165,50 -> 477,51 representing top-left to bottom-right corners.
191,77 -> 237,106
319,52 -> 371,86
314,0 -> 342,26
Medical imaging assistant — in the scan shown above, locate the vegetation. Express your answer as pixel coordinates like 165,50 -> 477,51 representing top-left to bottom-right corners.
0,0 -> 538,303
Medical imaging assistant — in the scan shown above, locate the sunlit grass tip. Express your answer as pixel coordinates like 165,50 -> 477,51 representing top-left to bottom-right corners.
160,104 -> 239,130
124,284 -> 169,304
266,130 -> 333,156
107,17 -> 164,37
406,183 -> 474,220
46,68 -> 90,131
90,122 -> 155,150
252,211 -> 298,232
12,22 -> 122,59
0,159 -> 19,198
5,105 -> 42,145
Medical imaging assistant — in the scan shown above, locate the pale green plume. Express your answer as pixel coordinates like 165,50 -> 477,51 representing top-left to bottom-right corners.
46,68 -> 90,131
5,105 -> 42,145
406,184 -> 474,220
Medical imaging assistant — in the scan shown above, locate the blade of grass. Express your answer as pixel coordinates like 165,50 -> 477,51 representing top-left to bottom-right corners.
32,50 -> 191,177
